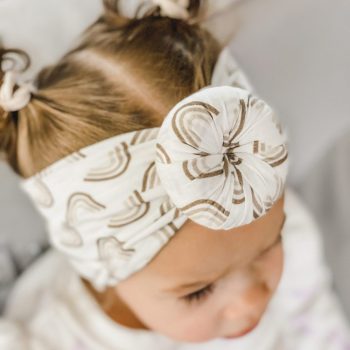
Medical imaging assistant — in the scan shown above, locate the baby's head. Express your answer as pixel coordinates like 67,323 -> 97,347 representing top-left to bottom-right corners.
0,0 -> 288,344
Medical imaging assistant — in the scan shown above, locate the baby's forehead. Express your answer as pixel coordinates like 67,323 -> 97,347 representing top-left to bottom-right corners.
143,222 -> 266,281
140,198 -> 285,284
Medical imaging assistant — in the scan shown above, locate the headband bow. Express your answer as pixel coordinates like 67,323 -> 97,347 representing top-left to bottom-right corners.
21,48 -> 288,290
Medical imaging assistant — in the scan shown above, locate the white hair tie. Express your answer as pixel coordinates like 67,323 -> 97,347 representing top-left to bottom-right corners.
117,0 -> 191,21
0,70 -> 36,113
152,0 -> 190,19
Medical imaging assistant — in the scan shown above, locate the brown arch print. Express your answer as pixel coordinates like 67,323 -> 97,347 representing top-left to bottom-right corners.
84,142 -> 131,182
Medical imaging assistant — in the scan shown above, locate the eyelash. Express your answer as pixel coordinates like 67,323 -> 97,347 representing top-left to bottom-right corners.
182,284 -> 215,304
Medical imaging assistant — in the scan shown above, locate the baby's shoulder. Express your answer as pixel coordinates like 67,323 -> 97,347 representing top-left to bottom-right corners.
4,249 -> 75,321
273,188 -> 333,314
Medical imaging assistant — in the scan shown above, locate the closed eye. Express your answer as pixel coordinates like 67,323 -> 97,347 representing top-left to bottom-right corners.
181,284 -> 214,304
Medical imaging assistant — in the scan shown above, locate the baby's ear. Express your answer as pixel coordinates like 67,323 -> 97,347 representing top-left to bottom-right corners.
103,0 -> 131,27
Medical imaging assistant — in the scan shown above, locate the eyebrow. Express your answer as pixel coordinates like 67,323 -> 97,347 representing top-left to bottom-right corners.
165,213 -> 287,295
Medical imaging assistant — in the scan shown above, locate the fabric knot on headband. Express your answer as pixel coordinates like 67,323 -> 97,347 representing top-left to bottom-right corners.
156,86 -> 288,229
0,70 -> 36,113
20,48 -> 288,290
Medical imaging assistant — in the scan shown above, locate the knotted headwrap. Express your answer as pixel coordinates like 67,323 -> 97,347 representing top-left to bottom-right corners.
21,47 -> 288,291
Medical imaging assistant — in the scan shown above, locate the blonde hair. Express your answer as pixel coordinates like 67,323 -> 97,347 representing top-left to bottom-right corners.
0,0 -> 221,178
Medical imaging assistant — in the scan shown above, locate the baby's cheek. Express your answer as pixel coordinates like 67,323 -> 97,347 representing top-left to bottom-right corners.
169,312 -> 218,343
149,305 -> 219,343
